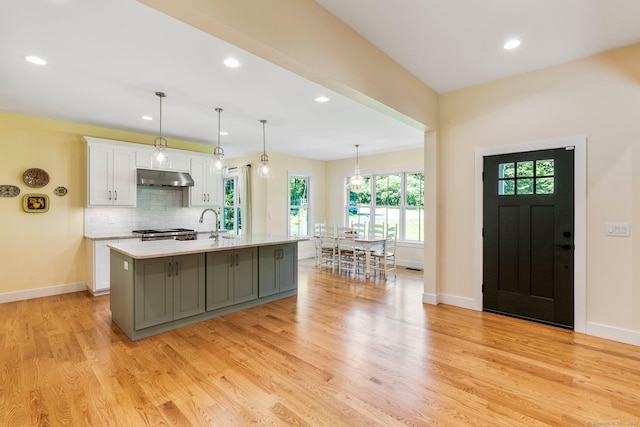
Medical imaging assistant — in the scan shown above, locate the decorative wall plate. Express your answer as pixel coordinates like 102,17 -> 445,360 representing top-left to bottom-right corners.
23,193 -> 49,213
22,168 -> 50,188
0,185 -> 20,197
54,186 -> 68,197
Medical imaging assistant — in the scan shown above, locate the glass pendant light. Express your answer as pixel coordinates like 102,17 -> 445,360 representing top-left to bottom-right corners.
257,119 -> 271,179
213,107 -> 226,173
150,91 -> 170,168
349,144 -> 364,192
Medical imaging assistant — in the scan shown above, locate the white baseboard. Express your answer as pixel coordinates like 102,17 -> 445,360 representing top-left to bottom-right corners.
422,292 -> 479,311
0,282 -> 87,304
586,321 -> 640,346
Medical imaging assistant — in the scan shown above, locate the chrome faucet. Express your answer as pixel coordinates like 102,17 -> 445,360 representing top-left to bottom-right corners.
199,208 -> 220,239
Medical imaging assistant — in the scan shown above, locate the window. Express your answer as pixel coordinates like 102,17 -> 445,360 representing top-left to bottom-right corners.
498,159 -> 554,195
289,175 -> 310,237
347,172 -> 424,243
223,175 -> 242,234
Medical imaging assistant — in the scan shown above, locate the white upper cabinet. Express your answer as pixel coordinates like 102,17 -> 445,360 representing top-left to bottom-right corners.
87,140 -> 136,207
190,155 -> 222,207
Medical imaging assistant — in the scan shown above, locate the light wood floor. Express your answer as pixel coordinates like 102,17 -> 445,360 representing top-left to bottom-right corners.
1,260 -> 639,426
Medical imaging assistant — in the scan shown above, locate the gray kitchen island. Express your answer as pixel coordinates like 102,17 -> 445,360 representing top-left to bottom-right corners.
108,235 -> 304,340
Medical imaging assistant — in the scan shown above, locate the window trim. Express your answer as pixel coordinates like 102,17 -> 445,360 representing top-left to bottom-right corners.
222,172 -> 241,234
288,172 -> 311,238
345,169 -> 424,244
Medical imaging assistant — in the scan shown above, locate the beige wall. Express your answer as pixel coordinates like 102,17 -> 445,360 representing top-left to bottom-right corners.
439,44 -> 640,334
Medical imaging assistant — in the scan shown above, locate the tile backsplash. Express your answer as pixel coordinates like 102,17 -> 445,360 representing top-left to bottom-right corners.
84,187 -> 219,234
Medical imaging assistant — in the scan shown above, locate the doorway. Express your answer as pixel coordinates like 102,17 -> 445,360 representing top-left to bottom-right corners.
483,148 -> 574,328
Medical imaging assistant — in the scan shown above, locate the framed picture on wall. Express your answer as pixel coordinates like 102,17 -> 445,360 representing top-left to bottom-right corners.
23,194 -> 49,213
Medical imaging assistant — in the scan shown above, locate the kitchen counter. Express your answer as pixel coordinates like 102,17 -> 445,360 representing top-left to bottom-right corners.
84,232 -> 140,241
109,234 -> 305,340
108,234 -> 307,259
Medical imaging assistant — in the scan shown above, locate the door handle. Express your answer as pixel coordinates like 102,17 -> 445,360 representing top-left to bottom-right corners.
114,190 -> 117,201
167,262 -> 172,277
175,261 -> 179,276
235,254 -> 239,266
108,190 -> 112,200
229,254 -> 234,267
555,243 -> 573,250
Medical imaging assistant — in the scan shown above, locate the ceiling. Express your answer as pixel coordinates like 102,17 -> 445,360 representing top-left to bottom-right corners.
2,1 -> 640,161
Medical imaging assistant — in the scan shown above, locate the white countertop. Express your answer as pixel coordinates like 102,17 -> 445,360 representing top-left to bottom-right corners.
108,234 -> 308,259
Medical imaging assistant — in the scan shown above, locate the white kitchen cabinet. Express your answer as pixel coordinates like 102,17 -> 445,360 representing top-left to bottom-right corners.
86,237 -> 139,295
190,155 -> 222,207
87,141 -> 136,206
135,148 -> 191,172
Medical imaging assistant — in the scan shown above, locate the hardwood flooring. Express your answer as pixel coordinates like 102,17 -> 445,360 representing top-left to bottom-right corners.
1,260 -> 639,426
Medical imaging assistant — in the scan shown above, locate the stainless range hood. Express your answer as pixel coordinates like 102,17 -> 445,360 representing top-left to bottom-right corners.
137,169 -> 194,187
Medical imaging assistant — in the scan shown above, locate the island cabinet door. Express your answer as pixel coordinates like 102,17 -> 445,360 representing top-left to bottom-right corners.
258,246 -> 279,298
173,253 -> 205,320
206,251 -> 234,310
278,243 -> 298,293
135,257 -> 173,330
234,247 -> 258,304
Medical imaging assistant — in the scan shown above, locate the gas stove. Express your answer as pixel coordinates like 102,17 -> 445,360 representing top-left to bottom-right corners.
132,228 -> 197,241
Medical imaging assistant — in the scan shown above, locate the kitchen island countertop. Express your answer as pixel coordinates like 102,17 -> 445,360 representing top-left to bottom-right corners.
108,234 -> 308,259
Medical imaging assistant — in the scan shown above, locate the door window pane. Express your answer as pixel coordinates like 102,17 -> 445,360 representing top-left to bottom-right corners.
536,177 -> 554,194
517,161 -> 534,177
517,178 -> 534,195
499,180 -> 515,195
498,163 -> 515,179
536,159 -> 554,177
289,176 -> 310,237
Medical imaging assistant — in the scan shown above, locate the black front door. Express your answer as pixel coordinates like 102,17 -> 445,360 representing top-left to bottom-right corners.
483,148 -> 574,328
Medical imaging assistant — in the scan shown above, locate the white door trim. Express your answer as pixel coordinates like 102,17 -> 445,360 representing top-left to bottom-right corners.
474,136 -> 587,333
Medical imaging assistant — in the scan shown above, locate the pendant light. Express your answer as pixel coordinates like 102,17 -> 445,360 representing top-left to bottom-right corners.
150,91 -> 170,168
213,107 -> 226,173
349,144 -> 364,192
257,119 -> 271,179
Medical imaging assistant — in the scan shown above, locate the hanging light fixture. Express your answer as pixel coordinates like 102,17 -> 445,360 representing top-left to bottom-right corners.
257,119 -> 271,179
349,144 -> 364,192
213,107 -> 226,173
150,91 -> 170,168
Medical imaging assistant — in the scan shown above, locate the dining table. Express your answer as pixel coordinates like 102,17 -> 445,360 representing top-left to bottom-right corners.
353,235 -> 386,278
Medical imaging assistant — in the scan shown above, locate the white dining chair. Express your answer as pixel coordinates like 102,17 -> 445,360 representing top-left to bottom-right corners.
371,224 -> 397,279
336,226 -> 359,277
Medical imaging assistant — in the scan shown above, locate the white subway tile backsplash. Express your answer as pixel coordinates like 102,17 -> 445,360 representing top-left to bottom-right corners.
85,187 -> 217,234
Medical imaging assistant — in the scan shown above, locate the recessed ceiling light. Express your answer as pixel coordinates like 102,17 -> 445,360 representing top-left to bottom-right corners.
503,39 -> 521,50
314,96 -> 330,103
223,58 -> 240,68
141,115 -> 153,121
25,56 -> 47,65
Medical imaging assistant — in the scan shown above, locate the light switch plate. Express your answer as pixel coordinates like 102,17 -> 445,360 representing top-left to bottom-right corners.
124,261 -> 129,270
605,222 -> 630,237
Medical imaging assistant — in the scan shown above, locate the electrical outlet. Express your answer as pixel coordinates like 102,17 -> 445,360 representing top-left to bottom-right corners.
124,261 -> 129,270
605,222 -> 630,237
108,216 -> 115,224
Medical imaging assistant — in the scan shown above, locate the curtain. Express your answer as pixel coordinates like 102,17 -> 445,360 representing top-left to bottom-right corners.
240,165 -> 252,236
